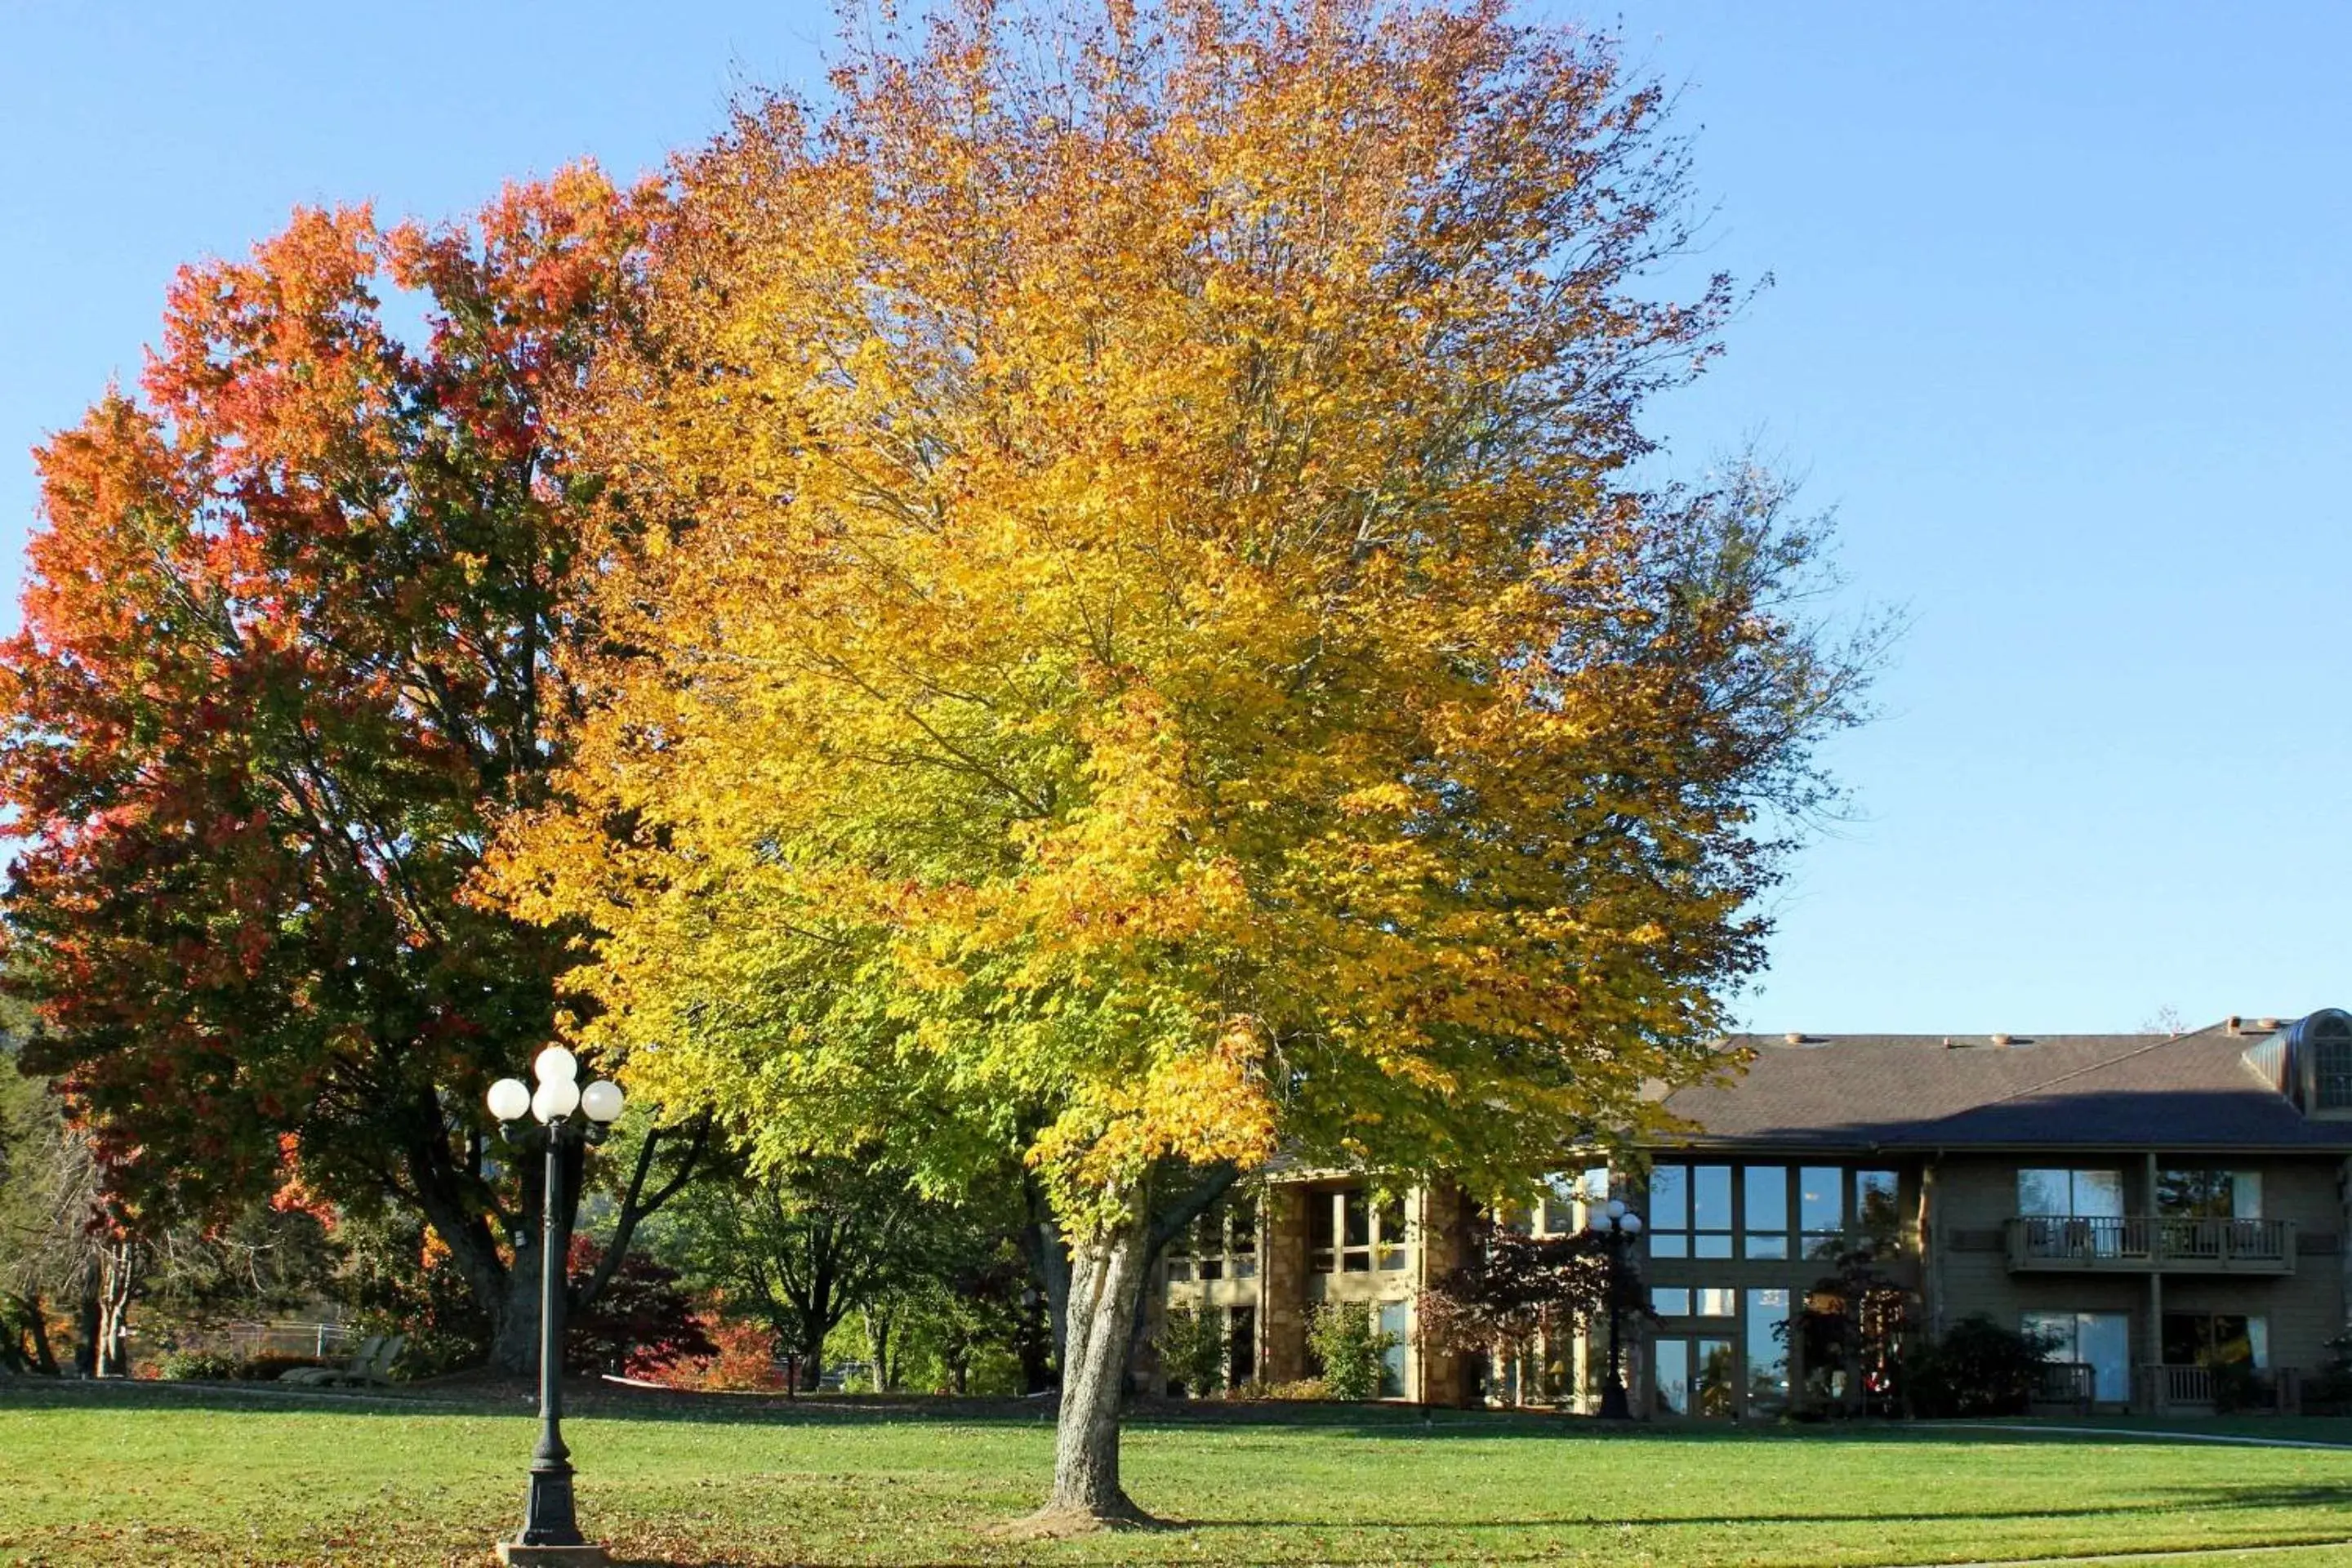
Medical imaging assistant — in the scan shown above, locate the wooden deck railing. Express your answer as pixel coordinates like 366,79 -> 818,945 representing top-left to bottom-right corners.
2004,1216 -> 2295,1273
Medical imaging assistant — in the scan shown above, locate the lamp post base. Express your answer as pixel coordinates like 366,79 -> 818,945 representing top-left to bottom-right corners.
1597,1375 -> 1633,1420
496,1544 -> 609,1566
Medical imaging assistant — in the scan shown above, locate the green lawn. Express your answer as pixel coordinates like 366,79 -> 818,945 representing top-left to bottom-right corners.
4,1383 -> 2351,1566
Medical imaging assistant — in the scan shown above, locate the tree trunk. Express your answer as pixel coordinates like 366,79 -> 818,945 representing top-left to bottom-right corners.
1022,1180 -> 1073,1385
73,1260 -> 100,1378
863,1304 -> 895,1392
484,1239 -> 546,1378
24,1294 -> 59,1376
95,1242 -> 135,1377
1024,1185 -> 1154,1533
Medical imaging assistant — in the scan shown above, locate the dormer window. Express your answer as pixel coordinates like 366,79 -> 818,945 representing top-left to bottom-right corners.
2313,1014 -> 2352,1112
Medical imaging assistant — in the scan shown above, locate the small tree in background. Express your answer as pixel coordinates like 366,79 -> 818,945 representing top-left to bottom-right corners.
564,1236 -> 715,1377
1155,1306 -> 1228,1398
1903,1315 -> 2056,1418
1418,1220 -> 1614,1401
1307,1303 -> 1397,1402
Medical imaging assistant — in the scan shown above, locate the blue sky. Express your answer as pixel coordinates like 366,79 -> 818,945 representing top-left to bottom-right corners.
3,2 -> 2345,1035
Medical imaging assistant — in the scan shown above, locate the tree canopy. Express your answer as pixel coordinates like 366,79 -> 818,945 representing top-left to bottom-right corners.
0,167 -> 702,1372
488,0 -> 1875,1523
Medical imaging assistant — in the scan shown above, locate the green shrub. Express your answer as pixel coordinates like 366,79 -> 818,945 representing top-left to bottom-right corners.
1155,1305 -> 1227,1397
2209,1359 -> 2274,1414
1230,1377 -> 1330,1401
2303,1333 -> 2352,1414
1306,1303 -> 1396,1402
1900,1315 -> 2054,1418
156,1349 -> 238,1381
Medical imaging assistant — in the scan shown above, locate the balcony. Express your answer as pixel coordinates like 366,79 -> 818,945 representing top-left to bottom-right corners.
2002,1216 -> 2296,1275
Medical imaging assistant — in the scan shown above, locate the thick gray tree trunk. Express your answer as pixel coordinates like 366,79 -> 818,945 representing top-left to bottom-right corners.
1033,1186 -> 1154,1530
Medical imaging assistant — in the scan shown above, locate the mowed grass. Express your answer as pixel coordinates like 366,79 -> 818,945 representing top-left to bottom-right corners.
4,1383 -> 2352,1566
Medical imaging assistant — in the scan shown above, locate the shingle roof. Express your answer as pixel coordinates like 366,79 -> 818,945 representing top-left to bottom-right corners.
1652,1022 -> 2352,1152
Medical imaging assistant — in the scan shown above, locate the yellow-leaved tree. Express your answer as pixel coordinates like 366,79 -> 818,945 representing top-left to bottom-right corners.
489,0 -> 1877,1528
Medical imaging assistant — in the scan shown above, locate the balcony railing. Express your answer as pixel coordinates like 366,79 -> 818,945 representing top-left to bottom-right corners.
2137,1362 -> 2301,1415
2003,1216 -> 2296,1274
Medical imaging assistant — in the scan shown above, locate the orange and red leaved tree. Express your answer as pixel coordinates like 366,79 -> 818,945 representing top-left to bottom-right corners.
0,168 -> 710,1374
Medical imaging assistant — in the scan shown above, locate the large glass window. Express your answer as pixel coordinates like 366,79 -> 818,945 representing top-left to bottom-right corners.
2025,1311 -> 2130,1403
1856,1169 -> 1902,1250
2163,1313 -> 2267,1369
1745,1289 -> 1790,1414
1649,1165 -> 1732,1258
1654,1338 -> 1690,1415
1378,1303 -> 1409,1396
1653,1337 -> 1735,1417
1174,1192 -> 1262,1282
1308,1187 -> 1406,1274
1744,1165 -> 1789,1258
2018,1169 -> 2125,1217
2157,1169 -> 2262,1220
1799,1167 -> 1844,1258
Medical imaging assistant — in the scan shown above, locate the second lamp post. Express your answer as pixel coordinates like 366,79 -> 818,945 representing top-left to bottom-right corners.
486,1047 -> 625,1566
1585,1198 -> 1643,1420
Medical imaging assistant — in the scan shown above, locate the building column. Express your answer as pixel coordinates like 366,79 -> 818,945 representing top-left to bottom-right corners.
1260,1183 -> 1310,1384
1414,1179 -> 1472,1407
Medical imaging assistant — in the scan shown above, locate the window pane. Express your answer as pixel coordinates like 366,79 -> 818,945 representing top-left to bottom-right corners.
2018,1169 -> 2069,1216
1693,1167 -> 1732,1231
1308,1193 -> 1335,1248
1697,1339 -> 1735,1416
1694,1233 -> 1732,1258
1379,1303 -> 1408,1397
2233,1171 -> 2263,1220
1376,1196 -> 1405,1247
1650,1233 -> 1689,1258
1229,1190 -> 1258,1254
1799,1167 -> 1842,1233
1746,1233 -> 1790,1259
1745,1289 -> 1790,1413
1542,1173 -> 1578,1236
1650,1166 -> 1689,1232
1695,1287 -> 1735,1316
1744,1166 -> 1788,1232
1230,1307 -> 1257,1383
2071,1170 -> 2124,1218
2023,1312 -> 2076,1361
1857,1170 -> 1901,1245
2248,1316 -> 2270,1369
2078,1313 -> 2128,1403
1652,1287 -> 1691,1316
1343,1190 -> 1371,1247
1654,1339 -> 1690,1415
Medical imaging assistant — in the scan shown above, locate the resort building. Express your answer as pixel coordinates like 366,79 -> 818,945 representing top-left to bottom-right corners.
1144,1010 -> 2352,1416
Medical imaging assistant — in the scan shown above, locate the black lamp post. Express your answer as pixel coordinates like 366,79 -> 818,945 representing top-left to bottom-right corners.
487,1048 -> 626,1567
1585,1198 -> 1644,1420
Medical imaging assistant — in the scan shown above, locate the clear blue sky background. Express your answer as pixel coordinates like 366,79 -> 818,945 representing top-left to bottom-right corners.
3,2 -> 2346,1036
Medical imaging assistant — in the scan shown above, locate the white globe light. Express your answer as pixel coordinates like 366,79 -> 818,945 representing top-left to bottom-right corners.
1619,1213 -> 1644,1235
1588,1214 -> 1615,1234
580,1080 -> 626,1125
532,1076 -> 581,1123
1606,1198 -> 1627,1219
534,1046 -> 579,1085
486,1078 -> 531,1123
